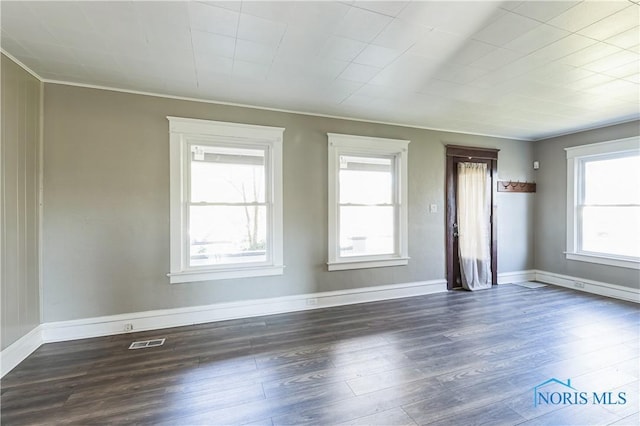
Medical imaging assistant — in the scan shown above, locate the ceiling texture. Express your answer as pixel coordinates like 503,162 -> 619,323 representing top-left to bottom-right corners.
1,1 -> 639,140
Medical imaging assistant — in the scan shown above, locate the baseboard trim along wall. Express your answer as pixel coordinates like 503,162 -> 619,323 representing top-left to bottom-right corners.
3,271 -> 638,378
40,279 -> 447,343
0,326 -> 43,377
535,270 -> 640,303
497,270 -> 639,303
1,279 -> 446,377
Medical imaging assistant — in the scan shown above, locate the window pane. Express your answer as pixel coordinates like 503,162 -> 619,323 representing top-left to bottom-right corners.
190,145 -> 265,203
189,206 -> 267,266
584,154 -> 640,205
339,206 -> 394,257
339,155 -> 393,204
582,206 -> 640,258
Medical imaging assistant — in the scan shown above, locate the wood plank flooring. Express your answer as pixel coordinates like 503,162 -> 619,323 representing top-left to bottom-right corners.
1,284 -> 638,425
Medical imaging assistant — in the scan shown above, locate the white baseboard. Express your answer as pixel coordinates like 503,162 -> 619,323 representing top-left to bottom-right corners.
3,280 -> 445,377
535,270 -> 640,303
40,279 -> 447,343
497,270 -> 536,284
0,326 -> 43,377
3,272 -> 635,378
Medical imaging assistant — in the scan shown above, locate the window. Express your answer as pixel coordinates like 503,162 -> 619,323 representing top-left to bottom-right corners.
327,133 -> 409,271
566,136 -> 640,269
168,117 -> 284,283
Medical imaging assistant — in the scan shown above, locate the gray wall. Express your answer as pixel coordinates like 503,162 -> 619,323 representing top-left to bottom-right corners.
533,120 -> 640,289
1,55 -> 42,349
42,83 -> 534,322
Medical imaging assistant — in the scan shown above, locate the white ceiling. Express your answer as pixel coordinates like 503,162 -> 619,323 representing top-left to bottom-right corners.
1,1 -> 638,140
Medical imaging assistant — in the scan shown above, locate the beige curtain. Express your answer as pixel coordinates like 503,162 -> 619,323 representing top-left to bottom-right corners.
457,162 -> 492,291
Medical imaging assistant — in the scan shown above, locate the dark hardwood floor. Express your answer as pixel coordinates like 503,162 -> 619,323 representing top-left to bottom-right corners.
1,284 -> 638,425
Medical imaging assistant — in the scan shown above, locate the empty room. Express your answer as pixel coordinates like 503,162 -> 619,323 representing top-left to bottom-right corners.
1,0 -> 639,424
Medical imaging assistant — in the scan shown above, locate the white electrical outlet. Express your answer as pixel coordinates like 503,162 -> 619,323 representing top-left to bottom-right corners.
429,204 -> 437,213
306,298 -> 318,306
124,323 -> 134,332
574,281 -> 585,289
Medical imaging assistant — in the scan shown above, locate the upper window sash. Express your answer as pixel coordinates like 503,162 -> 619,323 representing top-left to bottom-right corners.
167,117 -> 284,283
565,136 -> 640,270
187,141 -> 269,205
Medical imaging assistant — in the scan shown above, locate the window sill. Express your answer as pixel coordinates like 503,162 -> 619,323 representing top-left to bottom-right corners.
565,252 -> 640,270
327,257 -> 409,271
168,265 -> 284,283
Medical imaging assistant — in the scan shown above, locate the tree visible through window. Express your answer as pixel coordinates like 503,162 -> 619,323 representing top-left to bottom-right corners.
168,117 -> 283,283
189,145 -> 267,266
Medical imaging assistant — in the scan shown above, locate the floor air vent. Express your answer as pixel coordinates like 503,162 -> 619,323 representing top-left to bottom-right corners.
128,338 -> 165,350
513,281 -> 547,289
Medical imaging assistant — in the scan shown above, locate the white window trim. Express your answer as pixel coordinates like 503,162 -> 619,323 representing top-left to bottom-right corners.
167,116 -> 284,283
565,136 -> 640,270
327,133 -> 410,271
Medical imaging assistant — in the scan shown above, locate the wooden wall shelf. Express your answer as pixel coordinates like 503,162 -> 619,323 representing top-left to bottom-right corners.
497,181 -> 536,193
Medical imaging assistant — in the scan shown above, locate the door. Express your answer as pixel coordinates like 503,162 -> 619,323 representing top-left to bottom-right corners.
446,146 -> 498,290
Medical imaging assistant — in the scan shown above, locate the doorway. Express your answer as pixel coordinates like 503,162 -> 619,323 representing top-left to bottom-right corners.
446,145 -> 498,290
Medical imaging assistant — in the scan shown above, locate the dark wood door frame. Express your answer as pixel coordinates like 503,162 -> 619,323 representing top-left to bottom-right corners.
446,145 -> 499,290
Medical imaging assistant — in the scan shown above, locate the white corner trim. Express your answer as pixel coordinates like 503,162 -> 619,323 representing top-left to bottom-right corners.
0,326 -> 43,378
0,49 -> 43,81
535,270 -> 640,303
41,280 -> 447,343
497,270 -> 537,284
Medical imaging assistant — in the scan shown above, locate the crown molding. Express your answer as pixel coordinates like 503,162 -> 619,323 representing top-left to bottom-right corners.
7,50 -> 631,143
533,117 -> 640,142
1,49 -> 43,81
40,78 -> 533,142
